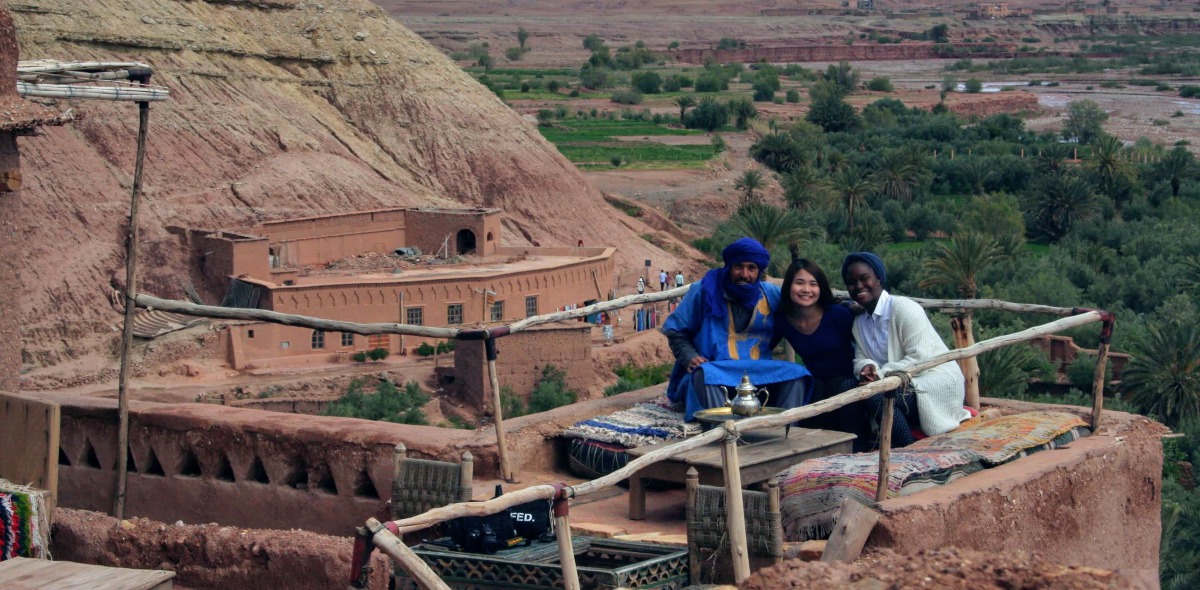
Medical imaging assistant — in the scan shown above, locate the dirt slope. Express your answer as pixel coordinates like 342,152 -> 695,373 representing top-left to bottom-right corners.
11,0 -> 691,383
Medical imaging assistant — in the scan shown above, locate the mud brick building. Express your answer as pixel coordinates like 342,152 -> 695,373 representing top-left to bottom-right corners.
455,322 -> 593,410
187,207 -> 616,369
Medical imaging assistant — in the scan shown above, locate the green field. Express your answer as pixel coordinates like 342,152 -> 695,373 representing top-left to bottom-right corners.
538,119 -> 716,169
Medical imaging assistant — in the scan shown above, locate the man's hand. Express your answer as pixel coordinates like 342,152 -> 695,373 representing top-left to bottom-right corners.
859,364 -> 879,383
687,356 -> 709,372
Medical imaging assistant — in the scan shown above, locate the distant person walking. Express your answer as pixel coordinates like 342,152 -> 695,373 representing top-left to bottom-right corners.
675,271 -> 685,288
636,277 -> 646,295
659,269 -> 668,291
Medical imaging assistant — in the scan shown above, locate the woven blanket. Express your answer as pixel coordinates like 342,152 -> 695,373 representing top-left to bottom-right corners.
773,448 -> 983,541
907,411 -> 1088,465
561,395 -> 699,448
0,479 -> 49,561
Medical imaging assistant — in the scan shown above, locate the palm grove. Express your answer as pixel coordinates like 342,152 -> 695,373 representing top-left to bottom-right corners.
690,65 -> 1200,589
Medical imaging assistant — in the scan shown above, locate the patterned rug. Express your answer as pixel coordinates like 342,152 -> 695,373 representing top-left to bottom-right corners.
907,410 -> 1089,465
561,395 -> 699,448
0,479 -> 50,561
773,448 -> 983,541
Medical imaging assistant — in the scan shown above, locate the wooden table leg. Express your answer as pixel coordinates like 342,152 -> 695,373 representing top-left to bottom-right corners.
629,470 -> 646,520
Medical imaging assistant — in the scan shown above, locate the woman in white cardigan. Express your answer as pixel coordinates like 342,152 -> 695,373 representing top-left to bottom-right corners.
841,252 -> 970,450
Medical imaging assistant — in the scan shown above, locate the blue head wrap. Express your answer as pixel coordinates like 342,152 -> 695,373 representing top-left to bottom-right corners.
700,237 -> 770,318
841,251 -> 886,288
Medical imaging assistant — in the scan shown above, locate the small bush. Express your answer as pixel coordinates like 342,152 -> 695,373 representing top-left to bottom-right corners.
351,351 -> 368,363
711,133 -> 726,153
528,365 -> 577,413
435,340 -> 456,354
1181,85 -> 1200,98
752,80 -> 775,102
1022,36 -> 1041,43
321,379 -> 428,425
569,88 -> 581,97
964,78 -> 983,93
785,88 -> 800,103
610,155 -> 624,167
1066,355 -> 1112,392
367,347 -> 390,361
610,90 -> 644,105
1156,83 -> 1173,92
866,77 -> 894,92
1153,119 -> 1169,126
415,342 -> 436,357
547,80 -> 561,93
1172,110 -> 1185,118
500,386 -> 526,418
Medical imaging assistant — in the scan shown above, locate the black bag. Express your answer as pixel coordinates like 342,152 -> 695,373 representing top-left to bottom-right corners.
444,510 -> 526,554
507,496 -> 555,542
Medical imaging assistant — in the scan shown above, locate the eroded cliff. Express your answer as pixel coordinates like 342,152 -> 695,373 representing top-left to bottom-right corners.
10,0 -> 688,384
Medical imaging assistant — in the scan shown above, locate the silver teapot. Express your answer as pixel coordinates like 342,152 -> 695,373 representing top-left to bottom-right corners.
722,373 -> 770,417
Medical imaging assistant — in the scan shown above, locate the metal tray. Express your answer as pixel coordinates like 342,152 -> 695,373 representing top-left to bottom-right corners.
693,406 -> 786,424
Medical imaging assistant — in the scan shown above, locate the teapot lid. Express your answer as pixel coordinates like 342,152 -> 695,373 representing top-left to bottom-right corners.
737,373 -> 756,394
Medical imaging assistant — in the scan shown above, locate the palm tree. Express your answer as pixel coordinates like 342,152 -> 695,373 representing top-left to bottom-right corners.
781,165 -> 827,210
726,204 -> 823,274
1026,173 -> 1101,242
873,151 -> 920,204
1157,146 -> 1199,198
1087,134 -> 1136,208
673,94 -> 696,123
1121,321 -> 1200,428
1035,143 -> 1072,175
919,232 -> 1010,409
830,166 -> 876,235
734,169 -> 766,206
960,157 -> 995,197
728,97 -> 758,130
1182,255 -> 1200,292
750,132 -> 809,173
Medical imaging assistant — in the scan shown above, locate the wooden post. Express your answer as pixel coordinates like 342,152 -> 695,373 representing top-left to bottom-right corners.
950,315 -> 980,411
685,467 -> 700,585
719,421 -> 751,584
1091,342 -> 1109,431
555,510 -> 580,590
767,479 -> 782,566
486,337 -> 515,482
368,518 -> 451,590
459,451 -> 474,502
875,394 -> 895,502
114,97 -> 152,520
391,443 -> 406,519
821,497 -> 880,563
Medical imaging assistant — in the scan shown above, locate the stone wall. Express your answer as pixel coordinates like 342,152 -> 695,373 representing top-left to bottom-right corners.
0,133 -> 19,392
455,322 -> 594,410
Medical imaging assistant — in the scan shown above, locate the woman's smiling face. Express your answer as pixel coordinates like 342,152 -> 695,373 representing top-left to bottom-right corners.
789,269 -> 821,309
843,261 -> 883,310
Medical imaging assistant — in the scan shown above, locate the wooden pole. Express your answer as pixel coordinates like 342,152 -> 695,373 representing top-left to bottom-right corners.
875,394 -> 895,502
720,421 -> 751,584
686,467 -> 701,585
486,337 -> 515,483
114,97 -> 151,520
367,518 -> 451,590
555,511 -> 580,590
951,314 -> 980,411
1091,342 -> 1109,431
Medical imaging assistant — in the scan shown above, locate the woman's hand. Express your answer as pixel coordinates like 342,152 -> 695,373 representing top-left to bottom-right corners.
859,364 -> 879,383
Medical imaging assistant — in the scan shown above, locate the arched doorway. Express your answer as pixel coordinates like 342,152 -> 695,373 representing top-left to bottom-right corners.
456,229 -> 477,255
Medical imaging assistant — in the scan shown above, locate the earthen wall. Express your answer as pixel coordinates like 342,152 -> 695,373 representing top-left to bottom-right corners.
0,133 -> 19,392
193,231 -> 270,290
227,249 -> 615,368
671,43 -> 1030,64
455,323 -> 594,409
404,208 -> 501,257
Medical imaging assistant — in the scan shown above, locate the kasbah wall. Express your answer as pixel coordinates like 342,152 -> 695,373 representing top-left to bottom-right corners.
0,133 -> 19,393
455,323 -> 593,410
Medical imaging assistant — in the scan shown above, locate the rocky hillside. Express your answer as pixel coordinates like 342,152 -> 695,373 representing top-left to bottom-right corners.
10,0 -> 691,383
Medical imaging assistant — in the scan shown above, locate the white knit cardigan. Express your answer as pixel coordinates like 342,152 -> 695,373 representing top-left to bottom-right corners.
852,294 -> 970,436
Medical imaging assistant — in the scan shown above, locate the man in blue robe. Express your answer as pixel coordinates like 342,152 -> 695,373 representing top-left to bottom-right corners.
662,237 -> 811,421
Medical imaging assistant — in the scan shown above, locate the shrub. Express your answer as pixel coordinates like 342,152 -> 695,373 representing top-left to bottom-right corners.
505,47 -> 524,61
321,379 -> 428,424
685,97 -> 730,131
866,77 -> 894,92
711,133 -> 726,153
415,342 -> 436,357
964,78 -> 983,93
630,71 -> 662,94
350,351 -> 368,363
752,80 -> 775,102
367,347 -> 390,361
520,82 -> 530,92
694,74 -> 726,92
528,365 -> 577,413
547,80 -> 561,93
569,88 -> 581,97
785,88 -> 800,103
1180,85 -> 1200,98
1066,354 -> 1112,392
500,386 -> 526,418
435,340 -> 456,354
610,90 -> 644,105
610,155 -> 624,167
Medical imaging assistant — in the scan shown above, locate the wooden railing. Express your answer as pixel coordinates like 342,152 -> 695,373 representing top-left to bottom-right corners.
133,288 -> 1114,590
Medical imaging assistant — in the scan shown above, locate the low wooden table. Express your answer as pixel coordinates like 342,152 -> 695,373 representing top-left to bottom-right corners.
0,557 -> 175,589
626,427 -> 855,520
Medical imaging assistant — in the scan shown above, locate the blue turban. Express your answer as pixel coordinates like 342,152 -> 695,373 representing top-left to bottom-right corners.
841,251 -> 886,288
700,237 -> 770,318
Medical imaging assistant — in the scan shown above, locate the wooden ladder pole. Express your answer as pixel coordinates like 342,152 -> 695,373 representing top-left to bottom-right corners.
114,97 -> 152,520
875,394 -> 895,502
368,518 -> 451,590
720,421 -> 751,583
486,337 -> 515,482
